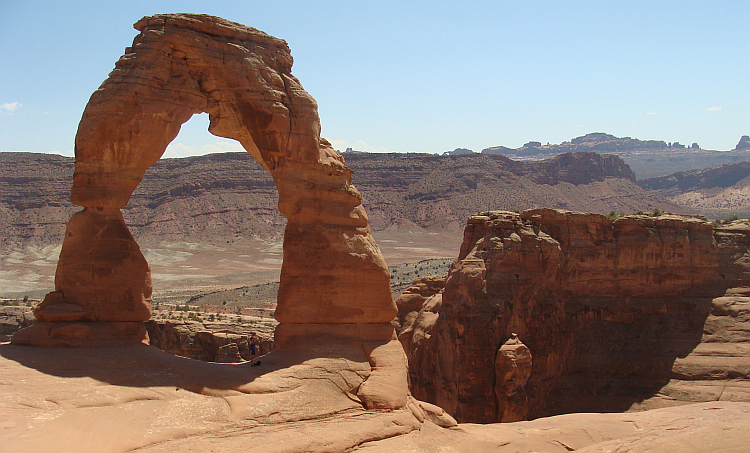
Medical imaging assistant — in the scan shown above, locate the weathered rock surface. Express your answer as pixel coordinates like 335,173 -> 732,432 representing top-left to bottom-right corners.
34,209 -> 152,324
144,319 -> 276,362
358,401 -> 750,453
0,343 -> 423,453
3,343 -> 749,452
494,333 -> 532,422
397,208 -> 750,422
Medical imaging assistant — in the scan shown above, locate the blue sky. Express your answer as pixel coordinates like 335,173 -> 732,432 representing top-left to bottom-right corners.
1,1 -> 748,157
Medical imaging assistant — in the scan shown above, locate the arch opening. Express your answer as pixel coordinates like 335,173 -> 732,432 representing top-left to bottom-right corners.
161,112 -> 243,159
128,111 -> 285,310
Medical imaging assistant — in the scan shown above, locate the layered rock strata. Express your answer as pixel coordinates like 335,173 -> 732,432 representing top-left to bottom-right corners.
397,208 -> 750,422
12,14 -> 413,421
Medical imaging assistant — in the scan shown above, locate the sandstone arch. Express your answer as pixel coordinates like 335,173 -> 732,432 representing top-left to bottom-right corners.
13,14 -> 397,347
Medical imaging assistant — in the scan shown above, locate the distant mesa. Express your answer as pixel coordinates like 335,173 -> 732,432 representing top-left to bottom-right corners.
481,145 -> 514,155
736,135 -> 750,151
442,148 -> 474,156
639,161 -> 750,193
0,149 -> 689,254
481,132 -> 750,179
481,132 -> 668,157
571,132 -> 617,144
640,161 -> 750,219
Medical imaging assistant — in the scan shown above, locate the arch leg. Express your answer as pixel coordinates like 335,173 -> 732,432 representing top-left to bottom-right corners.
12,208 -> 151,346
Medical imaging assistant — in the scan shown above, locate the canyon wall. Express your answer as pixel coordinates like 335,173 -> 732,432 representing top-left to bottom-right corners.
396,208 -> 750,423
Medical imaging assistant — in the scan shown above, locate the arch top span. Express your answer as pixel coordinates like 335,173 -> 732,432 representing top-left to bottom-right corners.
72,13 -> 325,209
15,14 -> 398,349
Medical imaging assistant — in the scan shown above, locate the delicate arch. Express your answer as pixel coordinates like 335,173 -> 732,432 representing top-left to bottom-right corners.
16,14 -> 397,347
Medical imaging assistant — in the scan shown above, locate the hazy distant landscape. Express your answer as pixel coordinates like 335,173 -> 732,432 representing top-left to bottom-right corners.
2,132 -> 748,303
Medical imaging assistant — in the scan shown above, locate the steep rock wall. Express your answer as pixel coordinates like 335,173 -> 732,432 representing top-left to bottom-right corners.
396,208 -> 750,422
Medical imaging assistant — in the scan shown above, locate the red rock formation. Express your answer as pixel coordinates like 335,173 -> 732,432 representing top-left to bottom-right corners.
12,13 -> 409,414
397,209 -> 750,422
494,334 -> 532,422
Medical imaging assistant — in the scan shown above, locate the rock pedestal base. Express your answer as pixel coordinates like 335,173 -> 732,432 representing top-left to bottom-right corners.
274,323 -> 410,410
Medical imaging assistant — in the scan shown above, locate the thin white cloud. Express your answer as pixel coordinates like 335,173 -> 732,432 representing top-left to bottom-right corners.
354,140 -> 389,153
200,140 -> 244,154
162,140 -> 245,158
326,139 -> 388,153
645,112 -> 658,116
706,106 -> 722,111
163,142 -> 199,158
1,102 -> 21,113
329,139 -> 349,152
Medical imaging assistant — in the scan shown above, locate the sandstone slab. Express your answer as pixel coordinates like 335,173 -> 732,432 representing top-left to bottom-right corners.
0,342 -> 422,453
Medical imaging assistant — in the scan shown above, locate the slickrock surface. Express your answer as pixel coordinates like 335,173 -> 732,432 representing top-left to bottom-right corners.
2,343 -> 749,452
358,401 -> 750,452
397,209 -> 750,422
0,343 -> 425,453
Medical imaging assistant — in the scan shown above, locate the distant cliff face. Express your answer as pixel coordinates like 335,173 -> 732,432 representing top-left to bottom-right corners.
396,209 -> 750,423
342,151 -> 678,231
0,151 -> 682,251
736,135 -> 750,151
639,162 -> 750,219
